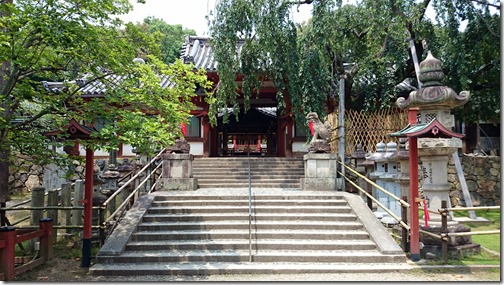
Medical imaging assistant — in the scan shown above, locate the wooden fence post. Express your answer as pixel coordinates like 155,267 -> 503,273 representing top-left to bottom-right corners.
39,218 -> 53,261
47,190 -> 58,243
0,226 -> 16,281
441,200 -> 448,263
401,196 -> 409,252
60,183 -> 71,233
72,180 -> 84,227
30,187 -> 45,226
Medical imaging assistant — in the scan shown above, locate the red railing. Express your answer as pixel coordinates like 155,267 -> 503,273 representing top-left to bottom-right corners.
0,218 -> 53,281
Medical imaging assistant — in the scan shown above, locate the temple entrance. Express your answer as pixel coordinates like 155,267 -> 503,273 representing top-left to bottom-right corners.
215,108 -> 278,156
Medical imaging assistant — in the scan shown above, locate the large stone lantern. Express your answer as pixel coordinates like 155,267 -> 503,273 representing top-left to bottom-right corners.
394,51 -> 470,222
391,51 -> 475,259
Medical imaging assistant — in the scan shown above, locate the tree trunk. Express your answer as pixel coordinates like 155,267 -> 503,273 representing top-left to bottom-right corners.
0,0 -> 13,203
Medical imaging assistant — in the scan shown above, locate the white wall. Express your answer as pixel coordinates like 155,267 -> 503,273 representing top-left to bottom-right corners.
190,142 -> 204,156
292,141 -> 309,152
122,144 -> 136,157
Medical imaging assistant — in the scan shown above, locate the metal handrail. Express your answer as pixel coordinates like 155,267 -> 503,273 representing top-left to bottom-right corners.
247,148 -> 252,262
102,149 -> 164,207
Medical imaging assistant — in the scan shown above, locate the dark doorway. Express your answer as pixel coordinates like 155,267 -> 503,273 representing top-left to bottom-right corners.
216,108 -> 278,156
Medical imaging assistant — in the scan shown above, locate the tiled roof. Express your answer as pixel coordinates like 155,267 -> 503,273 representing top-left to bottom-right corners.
181,36 -> 245,71
218,107 -> 277,118
42,73 -> 176,96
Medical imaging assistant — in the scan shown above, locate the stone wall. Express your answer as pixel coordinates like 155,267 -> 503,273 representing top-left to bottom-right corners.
8,156 -> 135,195
8,155 -> 45,194
448,155 -> 501,207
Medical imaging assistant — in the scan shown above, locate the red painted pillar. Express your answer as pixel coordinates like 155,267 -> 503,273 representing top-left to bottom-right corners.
408,108 -> 420,261
202,116 -> 210,157
277,120 -> 286,157
81,147 -> 94,267
0,226 -> 16,280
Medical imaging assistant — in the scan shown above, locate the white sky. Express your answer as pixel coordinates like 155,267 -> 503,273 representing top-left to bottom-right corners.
118,0 -> 467,36
119,0 -> 315,36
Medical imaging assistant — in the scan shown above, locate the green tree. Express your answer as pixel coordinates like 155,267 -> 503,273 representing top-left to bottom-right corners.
208,0 -> 500,127
0,0 -> 211,202
137,16 -> 197,65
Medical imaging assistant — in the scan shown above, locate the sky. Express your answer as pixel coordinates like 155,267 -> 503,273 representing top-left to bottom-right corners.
118,0 -> 468,37
119,0 -> 315,36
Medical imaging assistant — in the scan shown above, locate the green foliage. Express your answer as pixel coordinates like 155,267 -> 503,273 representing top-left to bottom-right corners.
209,0 -> 500,127
137,16 -> 197,65
0,0 -> 212,200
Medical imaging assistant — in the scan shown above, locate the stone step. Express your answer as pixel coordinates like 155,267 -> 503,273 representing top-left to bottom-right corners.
196,183 -> 301,188
193,174 -> 304,179
153,194 -> 347,201
193,158 -> 304,163
90,262 -> 412,276
142,212 -> 357,222
131,229 -> 370,241
95,249 -> 405,263
136,221 -> 363,231
125,239 -> 376,251
146,205 -> 353,214
150,199 -> 348,207
198,178 -> 300,187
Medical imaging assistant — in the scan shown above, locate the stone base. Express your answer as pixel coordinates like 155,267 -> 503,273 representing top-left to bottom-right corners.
159,178 -> 198,191
308,141 -> 331,153
301,177 -> 340,191
421,243 -> 481,260
165,139 -> 190,153
420,224 -> 472,246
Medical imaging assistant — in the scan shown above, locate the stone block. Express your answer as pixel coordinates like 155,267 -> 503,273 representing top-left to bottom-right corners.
160,178 -> 198,191
300,177 -> 338,191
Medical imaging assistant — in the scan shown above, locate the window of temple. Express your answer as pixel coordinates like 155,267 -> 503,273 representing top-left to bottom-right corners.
186,116 -> 201,137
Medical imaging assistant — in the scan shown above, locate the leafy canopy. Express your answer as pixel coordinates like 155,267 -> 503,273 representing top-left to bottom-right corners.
0,0 -> 211,201
136,16 -> 197,65
208,0 -> 500,128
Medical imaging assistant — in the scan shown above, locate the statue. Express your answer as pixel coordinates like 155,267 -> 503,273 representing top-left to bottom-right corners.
305,112 -> 332,153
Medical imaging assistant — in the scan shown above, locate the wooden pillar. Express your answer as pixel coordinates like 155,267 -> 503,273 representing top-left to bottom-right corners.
0,226 -> 16,281
286,121 -> 293,157
202,116 -> 210,157
81,147 -> 94,268
39,218 -> 54,261
210,126 -> 217,157
408,108 -> 420,261
277,119 -> 286,157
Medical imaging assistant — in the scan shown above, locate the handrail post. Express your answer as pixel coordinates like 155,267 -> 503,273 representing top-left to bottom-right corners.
30,187 -> 45,226
99,206 -> 106,246
61,183 -> 72,233
0,226 -> 16,281
0,202 -> 6,227
247,149 -> 252,262
47,189 -> 58,244
72,180 -> 84,228
401,196 -> 409,252
39,218 -> 54,261
441,200 -> 448,263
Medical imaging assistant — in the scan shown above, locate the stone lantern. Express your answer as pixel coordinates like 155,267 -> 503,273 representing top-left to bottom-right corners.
393,51 -> 470,223
391,51 -> 477,259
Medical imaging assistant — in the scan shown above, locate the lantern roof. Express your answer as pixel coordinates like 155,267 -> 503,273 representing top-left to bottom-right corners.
44,118 -> 98,140
389,118 -> 464,139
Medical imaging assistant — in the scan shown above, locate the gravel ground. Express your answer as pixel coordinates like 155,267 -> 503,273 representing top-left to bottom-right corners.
91,272 -> 501,282
12,257 -> 501,282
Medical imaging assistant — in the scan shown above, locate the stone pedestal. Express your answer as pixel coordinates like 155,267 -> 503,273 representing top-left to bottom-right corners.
300,153 -> 340,191
418,137 -> 461,224
308,140 -> 331,153
159,153 -> 197,191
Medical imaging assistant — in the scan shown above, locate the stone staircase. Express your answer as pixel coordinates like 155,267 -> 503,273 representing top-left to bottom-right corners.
90,189 -> 409,276
192,157 -> 304,188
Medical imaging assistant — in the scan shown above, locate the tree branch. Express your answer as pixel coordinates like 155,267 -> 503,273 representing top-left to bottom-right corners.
471,0 -> 500,8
